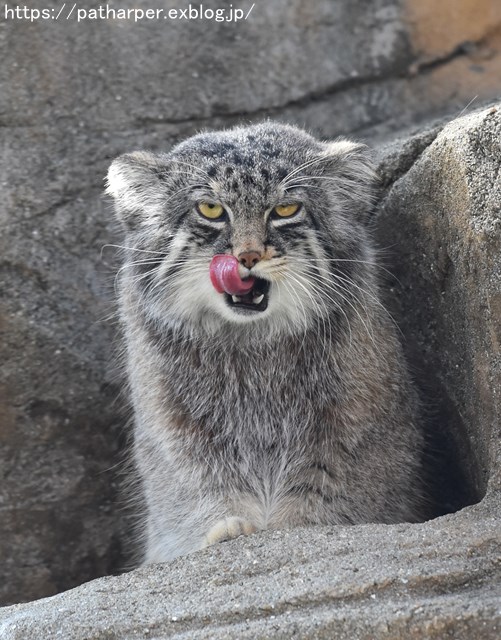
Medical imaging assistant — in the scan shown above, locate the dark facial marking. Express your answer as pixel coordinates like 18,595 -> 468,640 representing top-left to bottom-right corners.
190,227 -> 221,244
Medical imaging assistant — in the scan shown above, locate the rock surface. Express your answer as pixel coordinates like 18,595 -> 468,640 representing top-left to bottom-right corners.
3,0 -> 500,138
0,504 -> 499,639
375,105 -> 501,507
1,104 -> 500,638
2,0 -> 501,611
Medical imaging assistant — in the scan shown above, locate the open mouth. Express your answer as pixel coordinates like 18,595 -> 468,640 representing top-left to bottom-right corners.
224,277 -> 270,313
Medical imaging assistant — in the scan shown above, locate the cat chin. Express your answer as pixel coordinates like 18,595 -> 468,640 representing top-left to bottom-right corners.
215,303 -> 272,325
161,308 -> 313,341
144,286 -> 315,337
213,306 -> 315,341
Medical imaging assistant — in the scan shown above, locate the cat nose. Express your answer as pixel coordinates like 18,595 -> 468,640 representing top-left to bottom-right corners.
238,251 -> 262,269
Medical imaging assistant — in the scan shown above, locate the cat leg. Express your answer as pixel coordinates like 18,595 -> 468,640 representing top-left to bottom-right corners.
201,517 -> 258,548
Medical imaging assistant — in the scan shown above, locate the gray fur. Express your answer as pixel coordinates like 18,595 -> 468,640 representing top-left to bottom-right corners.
106,122 -> 425,564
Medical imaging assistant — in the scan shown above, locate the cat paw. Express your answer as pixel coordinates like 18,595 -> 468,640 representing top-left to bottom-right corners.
202,517 -> 257,548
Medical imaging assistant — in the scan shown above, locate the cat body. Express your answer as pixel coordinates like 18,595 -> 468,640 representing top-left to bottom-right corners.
107,123 -> 424,563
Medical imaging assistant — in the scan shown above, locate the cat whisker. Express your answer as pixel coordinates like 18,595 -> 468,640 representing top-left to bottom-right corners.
146,266 -> 208,299
164,183 -> 209,203
290,270 -> 351,351
279,278 -> 310,351
286,271 -> 333,360
119,256 -> 209,288
326,271 -> 402,337
171,159 -> 211,179
292,256 -> 402,292
101,243 -> 170,257
281,183 -> 317,190
296,262 -> 402,338
292,265 -> 378,351
284,174 -> 376,203
280,154 -> 332,188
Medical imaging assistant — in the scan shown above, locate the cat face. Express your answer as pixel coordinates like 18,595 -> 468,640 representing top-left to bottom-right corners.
106,123 -> 375,337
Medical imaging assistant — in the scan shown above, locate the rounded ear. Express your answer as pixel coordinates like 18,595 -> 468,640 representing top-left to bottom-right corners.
317,140 -> 377,225
105,151 -> 170,231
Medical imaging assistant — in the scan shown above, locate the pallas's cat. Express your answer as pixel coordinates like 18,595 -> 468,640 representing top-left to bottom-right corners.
106,123 -> 424,563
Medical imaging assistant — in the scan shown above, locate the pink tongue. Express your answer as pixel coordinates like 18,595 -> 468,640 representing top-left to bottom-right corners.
210,254 -> 255,296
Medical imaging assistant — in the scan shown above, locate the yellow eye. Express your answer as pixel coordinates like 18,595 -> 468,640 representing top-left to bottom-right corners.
274,203 -> 300,218
197,202 -> 225,219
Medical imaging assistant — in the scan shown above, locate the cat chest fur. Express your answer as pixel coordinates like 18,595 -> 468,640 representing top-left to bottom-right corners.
136,322 -> 340,455
129,321 -> 354,524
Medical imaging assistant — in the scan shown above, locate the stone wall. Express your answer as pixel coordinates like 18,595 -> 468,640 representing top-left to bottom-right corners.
1,0 -> 500,607
376,107 -> 501,508
2,98 -> 500,640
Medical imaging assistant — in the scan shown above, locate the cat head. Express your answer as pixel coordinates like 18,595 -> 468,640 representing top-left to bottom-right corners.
106,122 -> 376,338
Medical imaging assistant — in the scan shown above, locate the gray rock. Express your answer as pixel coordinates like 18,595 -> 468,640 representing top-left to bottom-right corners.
0,505 -> 499,639
0,133 -> 129,603
375,104 -> 501,505
1,104 -> 500,638
0,0 -> 412,132
2,0 -> 501,609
